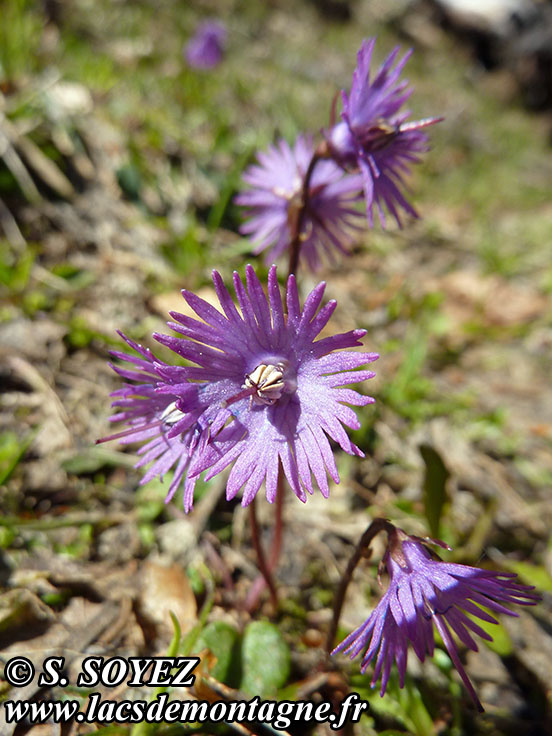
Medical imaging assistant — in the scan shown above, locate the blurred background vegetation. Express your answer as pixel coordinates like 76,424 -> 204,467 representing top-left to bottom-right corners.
0,1 -> 551,734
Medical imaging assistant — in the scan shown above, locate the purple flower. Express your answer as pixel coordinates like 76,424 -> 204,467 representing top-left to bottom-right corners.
333,530 -> 539,710
101,265 -> 378,511
185,20 -> 226,70
100,334 -> 202,510
326,38 -> 441,227
236,136 -> 364,271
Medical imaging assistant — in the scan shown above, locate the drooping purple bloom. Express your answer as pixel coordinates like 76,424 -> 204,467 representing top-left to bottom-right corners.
101,265 -> 378,511
326,38 -> 441,227
185,20 -> 226,70
236,136 -> 364,271
333,530 -> 539,710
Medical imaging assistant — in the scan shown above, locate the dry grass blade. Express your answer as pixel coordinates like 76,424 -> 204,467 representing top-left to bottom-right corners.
0,116 -> 41,203
0,194 -> 25,250
14,130 -> 74,200
1,113 -> 74,202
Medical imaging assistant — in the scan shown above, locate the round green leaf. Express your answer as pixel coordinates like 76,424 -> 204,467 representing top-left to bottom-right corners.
240,621 -> 290,698
195,621 -> 241,687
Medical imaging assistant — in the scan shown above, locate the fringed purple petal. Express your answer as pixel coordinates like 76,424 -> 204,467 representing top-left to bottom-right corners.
326,37 -> 441,226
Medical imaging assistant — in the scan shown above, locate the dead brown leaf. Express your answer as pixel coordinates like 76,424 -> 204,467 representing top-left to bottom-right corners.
137,560 -> 197,643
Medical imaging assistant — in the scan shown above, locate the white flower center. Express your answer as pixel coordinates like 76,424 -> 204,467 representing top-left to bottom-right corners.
243,363 -> 286,405
273,174 -> 302,201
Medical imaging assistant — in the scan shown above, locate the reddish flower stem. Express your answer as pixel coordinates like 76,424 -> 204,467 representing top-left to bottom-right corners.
245,470 -> 285,612
247,140 -> 330,609
248,495 -> 279,611
325,518 -> 395,654
287,141 -> 331,277
270,470 -> 284,568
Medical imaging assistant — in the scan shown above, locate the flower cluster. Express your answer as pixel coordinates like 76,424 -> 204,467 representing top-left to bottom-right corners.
333,528 -> 539,710
102,265 -> 377,511
237,38 -> 441,270
101,33 -> 539,714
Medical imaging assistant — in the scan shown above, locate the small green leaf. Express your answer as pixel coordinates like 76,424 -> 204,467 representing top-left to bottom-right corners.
500,560 -> 552,592
131,613 -> 182,736
137,523 -> 156,549
51,263 -> 96,290
240,621 -> 290,698
464,609 -> 513,656
65,315 -> 97,349
61,446 -> 136,475
420,443 -> 449,538
483,623 -> 513,657
179,577 -> 215,656
0,430 -> 32,484
352,674 -> 435,736
186,564 -> 205,596
0,526 -> 15,548
117,163 -> 142,201
400,680 -> 435,736
0,243 -> 35,291
167,611 -> 182,657
195,621 -> 241,687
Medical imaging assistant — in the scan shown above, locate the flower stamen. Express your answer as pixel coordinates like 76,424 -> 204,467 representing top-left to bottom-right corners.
161,401 -> 186,426
244,363 -> 286,405
357,119 -> 398,152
